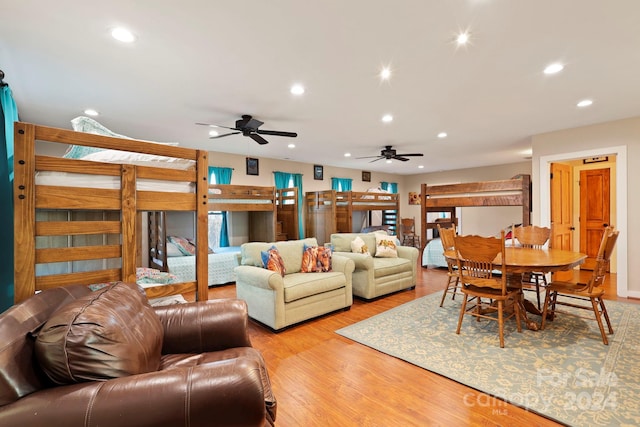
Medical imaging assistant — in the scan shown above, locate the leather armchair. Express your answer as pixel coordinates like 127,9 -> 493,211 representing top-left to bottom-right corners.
0,285 -> 276,426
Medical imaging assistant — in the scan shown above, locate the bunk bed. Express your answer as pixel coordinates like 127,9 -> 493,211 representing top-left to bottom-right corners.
420,174 -> 531,267
13,122 -> 210,304
147,186 -> 300,284
305,190 -> 400,245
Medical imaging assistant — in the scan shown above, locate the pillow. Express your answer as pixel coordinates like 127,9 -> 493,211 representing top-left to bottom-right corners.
166,241 -> 184,257
301,244 -> 318,273
316,246 -> 333,272
135,267 -> 179,285
64,116 -> 179,159
167,236 -> 196,256
261,246 -> 286,277
375,234 -> 398,258
350,236 -> 369,255
35,282 -> 163,385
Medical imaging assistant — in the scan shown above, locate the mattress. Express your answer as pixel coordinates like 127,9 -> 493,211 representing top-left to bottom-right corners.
167,248 -> 241,286
36,171 -> 194,192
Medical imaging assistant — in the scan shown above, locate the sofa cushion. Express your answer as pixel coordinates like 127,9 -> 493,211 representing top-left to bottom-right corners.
241,242 -> 272,267
261,246 -> 286,276
373,257 -> 413,278
375,233 -> 399,258
283,272 -> 346,303
331,233 -> 376,256
35,282 -> 163,385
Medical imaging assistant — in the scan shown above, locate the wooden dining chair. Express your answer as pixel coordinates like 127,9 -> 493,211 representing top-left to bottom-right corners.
400,217 -> 420,248
454,230 -> 522,348
437,223 -> 460,307
512,224 -> 551,310
541,226 -> 619,345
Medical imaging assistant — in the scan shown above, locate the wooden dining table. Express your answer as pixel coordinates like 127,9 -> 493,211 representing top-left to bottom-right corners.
444,247 -> 587,330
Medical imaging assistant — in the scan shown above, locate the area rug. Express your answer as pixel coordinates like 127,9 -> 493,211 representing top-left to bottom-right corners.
336,292 -> 640,426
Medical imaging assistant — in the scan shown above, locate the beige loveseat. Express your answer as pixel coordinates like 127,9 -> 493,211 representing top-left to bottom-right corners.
234,238 -> 355,331
330,232 -> 419,300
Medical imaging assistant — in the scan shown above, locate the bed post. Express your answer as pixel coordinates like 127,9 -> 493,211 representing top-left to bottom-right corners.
13,122 -> 36,303
121,164 -> 137,283
195,150 -> 209,301
420,183 -> 427,251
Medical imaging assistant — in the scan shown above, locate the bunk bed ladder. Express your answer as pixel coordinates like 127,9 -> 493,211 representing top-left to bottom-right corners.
382,210 -> 397,234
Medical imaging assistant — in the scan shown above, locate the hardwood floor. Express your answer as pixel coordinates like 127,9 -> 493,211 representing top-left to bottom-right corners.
187,265 -> 632,427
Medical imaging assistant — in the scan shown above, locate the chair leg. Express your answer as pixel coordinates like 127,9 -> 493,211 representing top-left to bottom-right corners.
591,297 -> 609,345
513,297 -> 522,333
540,289 -> 552,330
599,297 -> 614,334
439,277 -> 452,307
535,276 -> 542,311
456,294 -> 468,335
498,300 -> 505,348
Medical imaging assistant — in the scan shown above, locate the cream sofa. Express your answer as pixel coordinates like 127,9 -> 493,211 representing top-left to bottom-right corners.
330,232 -> 419,300
234,238 -> 355,331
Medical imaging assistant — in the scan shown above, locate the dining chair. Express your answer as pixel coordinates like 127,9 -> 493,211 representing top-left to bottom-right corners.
454,230 -> 522,348
437,223 -> 460,307
512,224 -> 551,310
540,226 -> 619,345
400,217 -> 420,248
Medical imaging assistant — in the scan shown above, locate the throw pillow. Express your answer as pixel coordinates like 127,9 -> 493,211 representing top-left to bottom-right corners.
166,241 -> 184,257
375,233 -> 398,258
316,246 -> 333,272
167,236 -> 196,256
261,246 -> 286,277
34,282 -> 163,385
350,236 -> 369,255
301,244 -> 319,273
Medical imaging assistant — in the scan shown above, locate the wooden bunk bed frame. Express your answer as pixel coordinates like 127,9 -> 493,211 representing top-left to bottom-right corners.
420,174 -> 531,249
148,185 -> 300,272
13,122 -> 210,304
305,190 -> 400,245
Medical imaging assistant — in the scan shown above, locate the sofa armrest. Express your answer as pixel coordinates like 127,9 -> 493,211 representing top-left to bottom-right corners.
154,299 -> 252,353
0,357 -> 268,427
234,265 -> 284,291
330,254 -> 356,275
332,251 -> 374,270
397,246 -> 419,263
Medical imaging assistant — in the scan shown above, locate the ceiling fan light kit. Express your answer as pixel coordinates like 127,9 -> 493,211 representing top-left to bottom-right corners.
197,114 -> 297,145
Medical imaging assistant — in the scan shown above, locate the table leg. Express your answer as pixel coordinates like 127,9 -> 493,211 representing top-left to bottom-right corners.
507,274 -> 539,331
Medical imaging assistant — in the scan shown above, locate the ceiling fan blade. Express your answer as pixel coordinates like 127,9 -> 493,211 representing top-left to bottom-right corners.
395,153 -> 424,157
394,156 -> 410,162
256,129 -> 298,138
355,155 -> 382,159
196,122 -> 238,131
369,157 -> 385,163
210,131 -> 241,139
249,133 -> 269,145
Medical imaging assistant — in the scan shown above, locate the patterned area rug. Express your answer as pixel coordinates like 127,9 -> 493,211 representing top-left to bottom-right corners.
336,292 -> 640,426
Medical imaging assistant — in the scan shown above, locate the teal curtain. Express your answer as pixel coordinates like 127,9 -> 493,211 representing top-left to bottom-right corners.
331,177 -> 352,191
273,171 -> 304,238
380,181 -> 397,193
1,83 -> 18,311
209,166 -> 233,247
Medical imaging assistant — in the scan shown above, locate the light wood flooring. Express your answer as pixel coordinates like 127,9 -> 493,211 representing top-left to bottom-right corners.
186,265 -> 632,427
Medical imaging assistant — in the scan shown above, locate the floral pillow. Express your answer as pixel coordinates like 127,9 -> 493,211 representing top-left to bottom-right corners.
261,246 -> 286,277
301,244 -> 318,273
167,236 -> 196,256
350,236 -> 369,255
316,246 -> 332,272
375,234 -> 398,258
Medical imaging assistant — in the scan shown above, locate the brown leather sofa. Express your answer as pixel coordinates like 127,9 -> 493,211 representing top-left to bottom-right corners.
0,283 -> 276,426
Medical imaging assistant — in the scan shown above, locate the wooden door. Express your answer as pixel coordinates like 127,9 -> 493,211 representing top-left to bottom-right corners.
550,163 -> 574,280
579,168 -> 610,270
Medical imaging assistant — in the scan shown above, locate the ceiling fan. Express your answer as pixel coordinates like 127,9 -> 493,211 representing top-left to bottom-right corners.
356,145 -> 424,162
196,114 -> 297,145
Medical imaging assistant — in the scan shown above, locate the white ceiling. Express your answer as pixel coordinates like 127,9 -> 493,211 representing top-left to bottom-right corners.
2,0 -> 640,174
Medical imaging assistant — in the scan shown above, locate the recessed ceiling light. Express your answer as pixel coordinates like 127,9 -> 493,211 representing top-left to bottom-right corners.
456,32 -> 470,45
84,109 -> 99,116
344,152 -> 351,157
290,84 -> 305,95
386,159 -> 392,164
418,165 -> 424,169
111,27 -> 135,43
437,132 -> 447,139
382,114 -> 393,123
577,99 -> 593,108
544,63 -> 564,75
288,143 -> 296,148
380,67 -> 391,81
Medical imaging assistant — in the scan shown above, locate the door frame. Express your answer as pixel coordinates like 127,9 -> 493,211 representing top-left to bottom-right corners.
538,145 -> 628,298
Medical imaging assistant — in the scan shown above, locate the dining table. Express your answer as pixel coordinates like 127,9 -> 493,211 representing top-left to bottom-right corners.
444,247 -> 587,331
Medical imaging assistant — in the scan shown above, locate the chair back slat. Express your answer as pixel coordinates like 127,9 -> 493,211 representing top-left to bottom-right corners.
454,231 -> 507,294
589,226 -> 619,291
513,225 -> 550,248
437,223 -> 456,251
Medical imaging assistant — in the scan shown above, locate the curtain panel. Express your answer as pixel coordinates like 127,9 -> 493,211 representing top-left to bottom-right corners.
331,177 -> 352,191
209,167 -> 233,247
